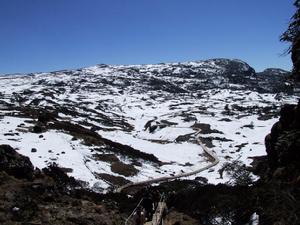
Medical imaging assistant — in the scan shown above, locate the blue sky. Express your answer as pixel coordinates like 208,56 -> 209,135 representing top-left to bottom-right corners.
0,0 -> 295,74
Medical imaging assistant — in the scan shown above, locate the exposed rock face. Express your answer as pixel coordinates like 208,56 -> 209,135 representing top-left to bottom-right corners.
259,100 -> 300,224
0,145 -> 34,180
265,100 -> 300,178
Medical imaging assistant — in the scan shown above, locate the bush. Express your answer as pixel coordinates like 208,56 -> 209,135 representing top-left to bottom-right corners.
221,160 -> 254,186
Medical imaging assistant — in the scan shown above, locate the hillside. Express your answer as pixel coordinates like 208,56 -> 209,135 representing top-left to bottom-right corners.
0,58 -> 299,224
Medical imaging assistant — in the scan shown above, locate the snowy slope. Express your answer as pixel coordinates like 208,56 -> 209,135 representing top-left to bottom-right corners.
0,59 -> 298,192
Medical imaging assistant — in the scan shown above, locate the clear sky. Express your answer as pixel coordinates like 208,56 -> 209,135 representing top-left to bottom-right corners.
0,0 -> 295,74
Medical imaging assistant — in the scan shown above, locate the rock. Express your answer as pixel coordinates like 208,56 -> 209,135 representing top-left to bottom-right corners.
264,103 -> 298,171
0,145 -> 34,179
32,125 -> 43,133
31,148 -> 37,153
149,125 -> 158,133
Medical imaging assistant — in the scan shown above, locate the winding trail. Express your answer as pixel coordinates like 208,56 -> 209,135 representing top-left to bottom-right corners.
116,132 -> 220,192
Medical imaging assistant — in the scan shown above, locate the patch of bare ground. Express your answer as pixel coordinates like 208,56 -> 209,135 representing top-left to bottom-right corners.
198,137 -> 215,148
191,123 -> 223,134
93,153 -> 119,163
111,161 -> 139,177
198,136 -> 233,149
175,133 -> 195,143
95,173 -> 130,187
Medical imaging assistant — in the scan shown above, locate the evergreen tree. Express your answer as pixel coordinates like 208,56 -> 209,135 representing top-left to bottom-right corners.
281,0 -> 300,80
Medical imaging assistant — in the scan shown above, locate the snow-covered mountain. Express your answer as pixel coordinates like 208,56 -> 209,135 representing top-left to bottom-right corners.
0,58 -> 298,192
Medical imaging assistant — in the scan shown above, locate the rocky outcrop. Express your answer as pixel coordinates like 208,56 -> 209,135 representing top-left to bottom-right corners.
0,145 -> 123,224
0,145 -> 34,180
255,101 -> 300,224
265,100 -> 300,179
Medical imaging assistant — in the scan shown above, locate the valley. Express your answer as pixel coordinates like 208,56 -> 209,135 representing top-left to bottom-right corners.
0,59 -> 298,192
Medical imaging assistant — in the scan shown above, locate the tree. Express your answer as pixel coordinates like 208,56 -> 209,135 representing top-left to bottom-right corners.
281,0 -> 300,80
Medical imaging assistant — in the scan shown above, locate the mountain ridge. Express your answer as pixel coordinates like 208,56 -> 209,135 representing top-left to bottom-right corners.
0,58 -> 290,79
2,58 -> 294,95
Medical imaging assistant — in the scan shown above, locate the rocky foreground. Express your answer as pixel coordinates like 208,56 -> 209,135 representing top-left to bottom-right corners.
0,145 -> 124,224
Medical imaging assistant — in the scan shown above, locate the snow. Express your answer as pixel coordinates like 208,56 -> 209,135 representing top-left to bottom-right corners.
0,116 -> 110,190
0,61 -> 298,191
100,130 -> 204,165
249,213 -> 259,225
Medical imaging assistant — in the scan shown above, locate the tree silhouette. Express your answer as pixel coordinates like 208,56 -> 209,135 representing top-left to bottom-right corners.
281,0 -> 300,80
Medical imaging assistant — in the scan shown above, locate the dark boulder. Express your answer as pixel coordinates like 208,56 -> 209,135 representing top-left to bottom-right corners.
32,125 -> 43,133
0,145 -> 34,180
